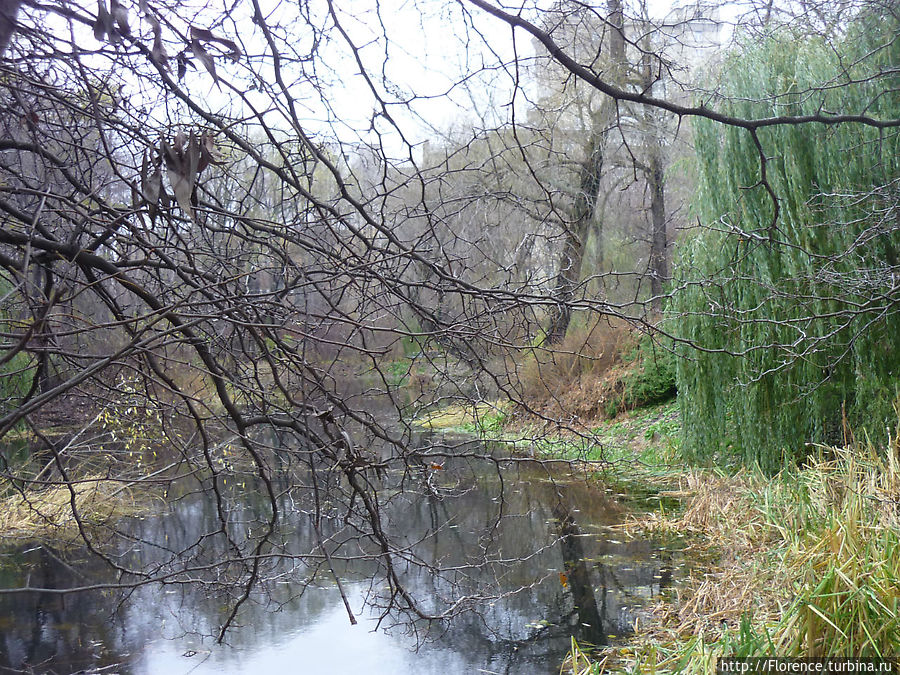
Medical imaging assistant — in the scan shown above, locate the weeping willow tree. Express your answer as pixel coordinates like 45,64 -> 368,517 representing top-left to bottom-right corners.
674,9 -> 900,471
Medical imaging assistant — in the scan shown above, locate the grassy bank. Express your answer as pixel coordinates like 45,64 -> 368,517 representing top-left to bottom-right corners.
554,409 -> 900,672
0,475 -> 158,545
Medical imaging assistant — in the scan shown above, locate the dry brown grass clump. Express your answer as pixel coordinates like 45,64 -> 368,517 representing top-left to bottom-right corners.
626,470 -> 793,637
0,476 -> 155,544
517,319 -> 632,422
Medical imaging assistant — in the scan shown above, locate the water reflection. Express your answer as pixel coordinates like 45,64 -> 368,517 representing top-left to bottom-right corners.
0,445 -> 679,674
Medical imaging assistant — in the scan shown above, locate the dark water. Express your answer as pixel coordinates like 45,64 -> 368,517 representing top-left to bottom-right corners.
0,438 -> 680,674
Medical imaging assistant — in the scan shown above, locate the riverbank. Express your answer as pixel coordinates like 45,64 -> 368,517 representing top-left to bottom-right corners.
418,399 -> 900,672
595,442 -> 898,669
0,474 -> 158,544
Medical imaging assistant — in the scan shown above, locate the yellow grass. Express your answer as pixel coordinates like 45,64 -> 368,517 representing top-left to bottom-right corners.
0,475 -> 157,544
567,428 -> 900,673
415,401 -> 507,431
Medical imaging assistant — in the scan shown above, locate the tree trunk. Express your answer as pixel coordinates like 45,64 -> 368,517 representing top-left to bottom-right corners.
545,0 -> 625,344
642,38 -> 668,315
648,148 -> 667,313
0,0 -> 22,55
545,136 -> 602,344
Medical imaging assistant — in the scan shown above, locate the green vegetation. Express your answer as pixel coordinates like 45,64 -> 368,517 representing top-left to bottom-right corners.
675,12 -> 900,472
382,358 -> 414,388
561,421 -> 900,673
415,401 -> 509,435
616,334 -> 677,416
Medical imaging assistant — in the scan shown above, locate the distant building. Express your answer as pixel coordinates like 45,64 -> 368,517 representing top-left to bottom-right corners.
529,1 -> 724,109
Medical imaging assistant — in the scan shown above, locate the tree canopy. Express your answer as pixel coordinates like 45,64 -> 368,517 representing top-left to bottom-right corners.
675,6 -> 900,469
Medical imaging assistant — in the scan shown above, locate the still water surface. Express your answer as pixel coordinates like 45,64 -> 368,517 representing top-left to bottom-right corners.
0,437 -> 679,674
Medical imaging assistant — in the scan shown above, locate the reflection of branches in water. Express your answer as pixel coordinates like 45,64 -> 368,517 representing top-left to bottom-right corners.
0,544 -> 128,673
553,500 -> 606,647
0,449 -> 681,673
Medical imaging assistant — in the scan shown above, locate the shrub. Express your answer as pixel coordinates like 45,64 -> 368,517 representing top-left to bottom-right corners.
619,334 -> 677,411
517,318 -> 628,421
515,319 -> 676,421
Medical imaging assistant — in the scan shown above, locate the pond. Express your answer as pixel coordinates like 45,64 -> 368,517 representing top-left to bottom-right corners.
0,433 -> 681,674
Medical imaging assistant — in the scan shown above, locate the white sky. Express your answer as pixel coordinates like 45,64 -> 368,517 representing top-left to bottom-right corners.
20,0 -> 738,156
319,0 -> 737,152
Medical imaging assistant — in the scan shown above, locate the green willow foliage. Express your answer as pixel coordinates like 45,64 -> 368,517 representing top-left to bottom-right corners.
674,12 -> 900,472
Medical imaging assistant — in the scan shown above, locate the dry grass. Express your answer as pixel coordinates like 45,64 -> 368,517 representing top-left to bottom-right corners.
562,637 -> 610,675
622,470 -> 792,638
573,424 -> 900,673
0,475 -> 156,544
518,320 -> 631,422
